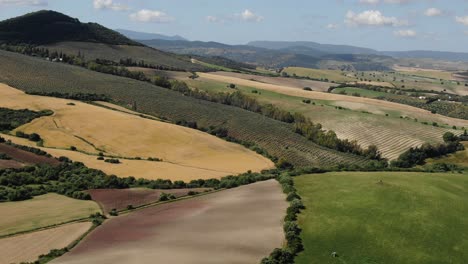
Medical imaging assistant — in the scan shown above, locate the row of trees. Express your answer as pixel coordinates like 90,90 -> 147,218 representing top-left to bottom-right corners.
26,91 -> 111,102
0,107 -> 52,131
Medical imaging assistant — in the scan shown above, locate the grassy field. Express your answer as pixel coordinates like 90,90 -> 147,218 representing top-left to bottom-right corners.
426,141 -> 468,167
295,171 -> 468,264
332,87 -> 388,98
52,180 -> 287,264
0,193 -> 99,236
193,73 -> 461,160
283,67 -> 357,83
0,50 -> 370,168
0,222 -> 92,264
0,83 -> 273,178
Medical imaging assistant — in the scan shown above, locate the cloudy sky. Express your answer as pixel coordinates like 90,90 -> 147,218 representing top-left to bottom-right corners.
0,0 -> 467,52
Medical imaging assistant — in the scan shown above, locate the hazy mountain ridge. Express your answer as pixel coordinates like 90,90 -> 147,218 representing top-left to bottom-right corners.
116,29 -> 187,41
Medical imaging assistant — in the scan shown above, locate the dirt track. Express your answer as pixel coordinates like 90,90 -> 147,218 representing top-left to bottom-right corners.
52,180 -> 287,264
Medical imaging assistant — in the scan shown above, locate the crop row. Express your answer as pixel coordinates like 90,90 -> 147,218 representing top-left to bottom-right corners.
0,50 -> 369,167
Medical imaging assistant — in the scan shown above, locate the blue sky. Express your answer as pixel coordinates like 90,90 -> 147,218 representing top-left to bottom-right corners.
0,0 -> 467,52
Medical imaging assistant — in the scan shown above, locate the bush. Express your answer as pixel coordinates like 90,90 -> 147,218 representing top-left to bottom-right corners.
303,87 -> 312,91
104,158 -> 120,164
109,208 -> 118,216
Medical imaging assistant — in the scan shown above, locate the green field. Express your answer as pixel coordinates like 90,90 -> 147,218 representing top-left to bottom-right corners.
295,171 -> 468,264
283,67 -> 357,83
332,87 -> 388,98
0,193 -> 100,236
0,50 -> 369,167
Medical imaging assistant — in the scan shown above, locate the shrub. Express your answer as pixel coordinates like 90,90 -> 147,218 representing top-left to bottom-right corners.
109,208 -> 118,216
303,87 -> 312,91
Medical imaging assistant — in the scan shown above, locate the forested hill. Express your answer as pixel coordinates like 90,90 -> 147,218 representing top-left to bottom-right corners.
0,10 -> 140,45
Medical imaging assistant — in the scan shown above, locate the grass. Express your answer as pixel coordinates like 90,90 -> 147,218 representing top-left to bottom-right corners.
295,171 -> 468,264
0,50 -> 370,168
283,67 -> 357,83
0,193 -> 99,236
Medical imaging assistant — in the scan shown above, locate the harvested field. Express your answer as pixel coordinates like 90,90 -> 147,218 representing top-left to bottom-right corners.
53,180 -> 287,264
0,193 -> 100,236
0,133 -> 242,181
88,188 -> 210,214
0,143 -> 59,166
283,67 -> 357,83
0,83 -> 274,179
0,222 -> 92,264
208,71 -> 333,92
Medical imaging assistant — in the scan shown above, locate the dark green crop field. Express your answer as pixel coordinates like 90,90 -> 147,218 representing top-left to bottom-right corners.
295,171 -> 468,264
0,50 -> 369,167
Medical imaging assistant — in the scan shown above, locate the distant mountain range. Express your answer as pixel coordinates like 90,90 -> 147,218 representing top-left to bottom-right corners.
115,29 -> 187,41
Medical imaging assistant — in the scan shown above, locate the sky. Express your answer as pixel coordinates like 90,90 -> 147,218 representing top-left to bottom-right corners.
0,0 -> 467,52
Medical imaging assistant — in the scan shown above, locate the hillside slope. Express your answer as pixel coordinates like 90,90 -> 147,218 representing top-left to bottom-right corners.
0,10 -> 138,45
0,50 -> 370,168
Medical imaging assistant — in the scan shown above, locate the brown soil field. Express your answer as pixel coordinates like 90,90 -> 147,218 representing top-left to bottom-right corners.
88,188 -> 210,214
0,83 -> 273,180
198,72 -> 468,128
208,71 -> 333,92
52,180 -> 287,264
0,143 -> 60,166
0,159 -> 23,169
0,222 -> 92,264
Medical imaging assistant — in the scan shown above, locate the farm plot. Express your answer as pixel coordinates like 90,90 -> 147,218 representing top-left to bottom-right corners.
426,141 -> 468,167
0,222 -> 92,264
295,172 -> 468,264
283,67 -> 358,83
0,83 -> 274,178
88,188 -> 210,214
52,180 -> 287,264
0,50 -> 370,168
195,73 -> 461,159
0,143 -> 59,167
208,71 -> 333,92
0,193 -> 99,236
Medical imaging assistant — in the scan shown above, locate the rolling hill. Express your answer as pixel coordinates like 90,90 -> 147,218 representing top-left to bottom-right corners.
0,10 -> 206,71
0,50 -> 370,168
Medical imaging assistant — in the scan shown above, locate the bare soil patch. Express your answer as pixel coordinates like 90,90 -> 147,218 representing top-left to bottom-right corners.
88,188 -> 210,214
0,143 -> 59,166
52,180 -> 287,264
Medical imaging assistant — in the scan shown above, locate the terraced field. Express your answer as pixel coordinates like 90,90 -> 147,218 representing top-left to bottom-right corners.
0,222 -> 92,264
0,50 -> 370,167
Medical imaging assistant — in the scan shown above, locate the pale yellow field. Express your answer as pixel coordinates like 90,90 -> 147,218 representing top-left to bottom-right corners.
198,72 -> 468,128
0,222 -> 91,264
0,193 -> 99,236
352,80 -> 395,88
393,65 -> 456,80
0,84 -> 273,180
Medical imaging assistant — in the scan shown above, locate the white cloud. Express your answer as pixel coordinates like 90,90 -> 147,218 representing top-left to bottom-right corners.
424,8 -> 442,17
238,9 -> 263,22
464,30 -> 468,36
93,0 -> 129,11
326,23 -> 339,29
0,0 -> 46,6
359,0 -> 380,5
456,16 -> 468,26
394,29 -> 416,37
206,15 -> 223,23
345,10 -> 407,26
129,9 -> 174,23
384,0 -> 412,4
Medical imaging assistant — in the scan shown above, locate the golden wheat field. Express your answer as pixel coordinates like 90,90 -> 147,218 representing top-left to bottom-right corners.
0,84 -> 273,180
